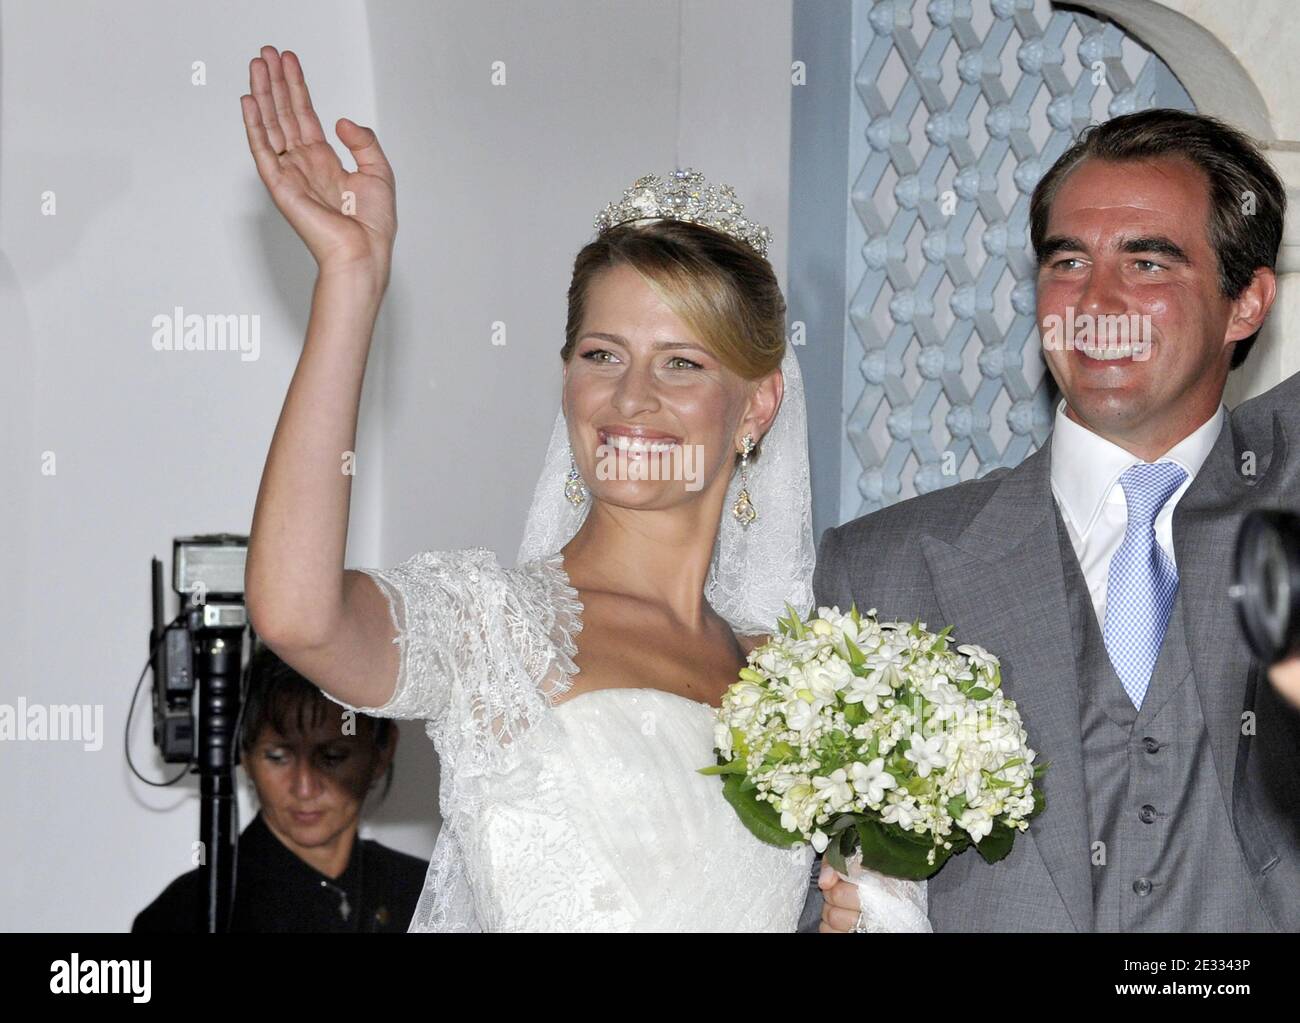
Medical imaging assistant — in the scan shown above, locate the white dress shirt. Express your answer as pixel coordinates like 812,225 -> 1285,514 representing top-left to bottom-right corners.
1049,397 -> 1226,630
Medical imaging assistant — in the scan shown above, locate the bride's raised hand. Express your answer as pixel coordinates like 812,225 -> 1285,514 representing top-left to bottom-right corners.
240,46 -> 396,284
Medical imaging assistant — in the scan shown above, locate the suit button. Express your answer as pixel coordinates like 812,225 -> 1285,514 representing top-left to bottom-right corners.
1139,804 -> 1157,823
1142,736 -> 1160,754
1133,878 -> 1153,896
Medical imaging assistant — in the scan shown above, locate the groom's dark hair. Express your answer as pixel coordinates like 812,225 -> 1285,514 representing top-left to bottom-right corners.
1029,108 -> 1285,369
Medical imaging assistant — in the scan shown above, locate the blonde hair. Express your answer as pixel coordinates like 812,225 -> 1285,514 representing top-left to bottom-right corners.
561,219 -> 786,380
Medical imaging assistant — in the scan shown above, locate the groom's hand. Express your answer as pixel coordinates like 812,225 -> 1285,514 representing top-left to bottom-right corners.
817,862 -> 860,933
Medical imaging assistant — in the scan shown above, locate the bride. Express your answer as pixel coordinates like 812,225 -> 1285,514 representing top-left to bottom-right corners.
240,44 -> 930,933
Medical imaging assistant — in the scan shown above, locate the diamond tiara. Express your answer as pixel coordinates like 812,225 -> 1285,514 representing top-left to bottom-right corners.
593,168 -> 772,258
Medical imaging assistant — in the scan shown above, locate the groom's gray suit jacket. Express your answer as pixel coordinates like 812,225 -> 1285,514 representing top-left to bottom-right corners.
799,372 -> 1300,932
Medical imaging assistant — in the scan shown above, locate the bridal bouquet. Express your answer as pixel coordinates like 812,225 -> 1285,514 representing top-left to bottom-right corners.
700,604 -> 1047,879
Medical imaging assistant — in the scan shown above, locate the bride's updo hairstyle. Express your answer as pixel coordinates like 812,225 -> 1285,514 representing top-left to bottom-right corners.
561,220 -> 787,450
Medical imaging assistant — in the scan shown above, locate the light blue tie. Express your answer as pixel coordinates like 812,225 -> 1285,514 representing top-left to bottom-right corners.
1102,461 -> 1189,710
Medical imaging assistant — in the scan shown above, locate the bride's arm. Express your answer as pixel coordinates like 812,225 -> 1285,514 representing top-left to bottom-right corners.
239,45 -> 402,711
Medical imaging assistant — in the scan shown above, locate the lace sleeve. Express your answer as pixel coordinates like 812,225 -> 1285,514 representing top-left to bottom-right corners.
853,874 -> 932,933
320,547 -> 583,792
321,547 -> 504,723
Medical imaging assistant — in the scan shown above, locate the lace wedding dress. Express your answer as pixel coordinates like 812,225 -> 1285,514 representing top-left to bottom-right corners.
325,547 -> 812,931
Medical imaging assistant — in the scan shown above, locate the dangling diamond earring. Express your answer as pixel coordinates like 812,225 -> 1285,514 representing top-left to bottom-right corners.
732,434 -> 757,527
564,450 -> 587,506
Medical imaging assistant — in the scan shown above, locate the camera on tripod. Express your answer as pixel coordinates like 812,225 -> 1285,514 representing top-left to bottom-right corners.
149,533 -> 250,931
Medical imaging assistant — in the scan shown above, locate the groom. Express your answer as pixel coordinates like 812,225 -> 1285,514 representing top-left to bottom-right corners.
804,108 -> 1300,932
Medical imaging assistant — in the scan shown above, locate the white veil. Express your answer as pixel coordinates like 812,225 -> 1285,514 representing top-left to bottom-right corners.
516,342 -> 816,636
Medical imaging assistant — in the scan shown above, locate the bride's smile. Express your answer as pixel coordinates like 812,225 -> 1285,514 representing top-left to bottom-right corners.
596,427 -> 682,455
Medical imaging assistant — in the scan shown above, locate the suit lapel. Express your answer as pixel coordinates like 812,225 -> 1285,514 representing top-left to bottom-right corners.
1173,405 -> 1289,825
920,436 -> 1094,932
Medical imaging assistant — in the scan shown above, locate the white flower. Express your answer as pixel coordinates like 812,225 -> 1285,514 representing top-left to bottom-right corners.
813,768 -> 853,810
729,681 -> 767,708
756,647 -> 791,677
779,782 -> 817,834
811,828 -> 830,853
921,678 -> 967,721
767,766 -> 798,792
880,793 -> 920,831
845,668 -> 894,713
785,697 -> 817,733
714,720 -> 733,760
806,658 -> 853,700
958,643 -> 1000,676
849,757 -> 897,805
979,718 -> 1020,753
958,806 -> 994,843
864,639 -> 909,677
903,731 -> 949,778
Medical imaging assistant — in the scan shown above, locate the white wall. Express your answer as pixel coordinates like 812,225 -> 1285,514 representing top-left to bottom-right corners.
0,0 -> 792,931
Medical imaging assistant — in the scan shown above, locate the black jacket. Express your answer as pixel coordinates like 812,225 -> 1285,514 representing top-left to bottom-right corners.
132,812 -> 427,933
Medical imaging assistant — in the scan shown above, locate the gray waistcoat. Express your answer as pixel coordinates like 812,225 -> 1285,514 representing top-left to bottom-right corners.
1054,509 -> 1274,931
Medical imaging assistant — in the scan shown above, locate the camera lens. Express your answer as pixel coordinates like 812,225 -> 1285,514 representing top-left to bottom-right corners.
1232,510 -> 1300,664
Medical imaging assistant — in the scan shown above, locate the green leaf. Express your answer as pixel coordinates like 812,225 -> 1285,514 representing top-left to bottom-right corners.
843,702 -> 867,726
974,821 -> 1015,865
825,813 -> 859,836
854,818 -> 949,880
967,687 -> 994,701
721,773 -> 802,849
785,602 -> 806,640
904,774 -> 932,797
843,635 -> 866,667
824,832 -> 850,874
697,760 -> 746,776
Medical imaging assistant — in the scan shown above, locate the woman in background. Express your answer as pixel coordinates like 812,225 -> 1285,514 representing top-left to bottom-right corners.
132,641 -> 427,932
